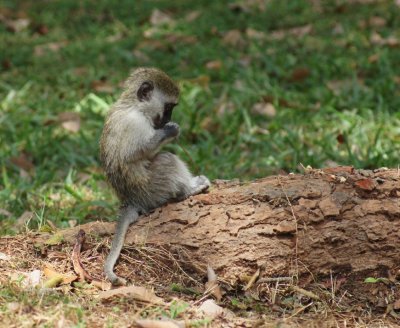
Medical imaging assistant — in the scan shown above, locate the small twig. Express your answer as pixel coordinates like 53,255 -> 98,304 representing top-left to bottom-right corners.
257,276 -> 293,284
290,285 -> 320,301
284,302 -> 313,320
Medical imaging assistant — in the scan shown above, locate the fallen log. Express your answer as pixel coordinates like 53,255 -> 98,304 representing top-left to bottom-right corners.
54,167 -> 400,285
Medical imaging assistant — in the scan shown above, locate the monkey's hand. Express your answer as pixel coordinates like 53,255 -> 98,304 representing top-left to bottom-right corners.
163,122 -> 180,140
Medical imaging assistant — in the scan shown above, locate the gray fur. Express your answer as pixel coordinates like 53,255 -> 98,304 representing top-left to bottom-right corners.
100,68 -> 210,285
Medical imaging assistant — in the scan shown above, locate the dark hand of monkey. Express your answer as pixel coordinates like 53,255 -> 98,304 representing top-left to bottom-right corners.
163,122 -> 180,139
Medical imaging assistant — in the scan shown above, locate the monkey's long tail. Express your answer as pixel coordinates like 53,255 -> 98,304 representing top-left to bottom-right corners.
104,205 -> 139,285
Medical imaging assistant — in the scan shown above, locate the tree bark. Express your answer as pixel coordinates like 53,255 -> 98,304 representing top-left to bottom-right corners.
59,167 -> 400,284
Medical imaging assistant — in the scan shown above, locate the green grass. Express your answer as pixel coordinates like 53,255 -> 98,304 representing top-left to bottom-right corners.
1,0 -> 400,232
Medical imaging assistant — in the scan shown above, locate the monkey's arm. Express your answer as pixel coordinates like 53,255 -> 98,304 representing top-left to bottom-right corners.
128,122 -> 180,162
104,206 -> 139,285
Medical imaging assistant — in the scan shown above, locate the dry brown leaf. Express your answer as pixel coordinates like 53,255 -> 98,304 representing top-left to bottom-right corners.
251,102 -> 276,118
91,80 -> 115,93
34,41 -> 67,57
10,152 -> 35,172
370,32 -> 399,47
72,230 -> 94,282
245,28 -> 266,40
393,299 -> 400,310
289,67 -> 310,82
72,66 -> 89,77
269,24 -> 312,41
205,60 -> 222,70
132,49 -> 150,62
368,53 -> 380,63
43,266 -> 77,285
149,9 -> 174,27
359,16 -> 386,28
222,29 -> 245,48
165,34 -> 197,45
200,117 -> 219,133
58,112 -> 81,133
98,285 -> 164,304
1,17 -> 30,33
136,320 -> 182,328
185,10 -> 201,22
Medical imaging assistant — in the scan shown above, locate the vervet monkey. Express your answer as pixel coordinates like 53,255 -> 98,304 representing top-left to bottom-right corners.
100,67 -> 210,285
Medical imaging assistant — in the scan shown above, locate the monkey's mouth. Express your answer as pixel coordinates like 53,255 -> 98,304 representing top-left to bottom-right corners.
153,114 -> 170,129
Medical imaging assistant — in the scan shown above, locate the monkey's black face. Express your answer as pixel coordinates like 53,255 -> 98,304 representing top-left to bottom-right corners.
154,102 -> 177,129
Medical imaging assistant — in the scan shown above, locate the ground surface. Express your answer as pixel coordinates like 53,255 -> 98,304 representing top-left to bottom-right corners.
1,0 -> 400,326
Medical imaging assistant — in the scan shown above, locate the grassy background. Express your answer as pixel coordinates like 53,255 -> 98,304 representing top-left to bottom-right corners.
1,0 -> 400,233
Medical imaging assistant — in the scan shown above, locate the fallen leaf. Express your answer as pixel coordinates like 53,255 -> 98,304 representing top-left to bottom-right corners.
72,230 -> 94,282
251,102 -> 276,118
198,299 -> 225,318
359,16 -> 386,28
34,41 -> 67,57
222,29 -> 245,48
98,285 -> 164,304
10,152 -> 34,172
368,53 -> 380,63
289,67 -> 310,82
370,32 -> 399,47
149,9 -> 174,27
185,10 -> 201,22
2,59 -> 12,70
336,134 -> 346,144
269,24 -> 312,40
394,299 -> 400,310
43,266 -> 77,285
58,112 -> 81,133
91,80 -> 115,93
245,28 -> 266,40
2,17 -> 30,33
34,24 -> 48,35
205,60 -> 222,70
131,49 -> 150,62
136,320 -> 182,328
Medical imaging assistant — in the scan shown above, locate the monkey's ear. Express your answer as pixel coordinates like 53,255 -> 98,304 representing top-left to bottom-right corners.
137,81 -> 154,102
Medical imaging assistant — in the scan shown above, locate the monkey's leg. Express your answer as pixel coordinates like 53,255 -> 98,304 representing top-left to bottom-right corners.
104,205 -> 139,285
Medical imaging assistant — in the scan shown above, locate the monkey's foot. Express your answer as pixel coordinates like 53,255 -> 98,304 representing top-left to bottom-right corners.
106,271 -> 128,286
190,175 -> 211,195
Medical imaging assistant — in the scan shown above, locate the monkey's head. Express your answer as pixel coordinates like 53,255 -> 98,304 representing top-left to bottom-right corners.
121,67 -> 180,129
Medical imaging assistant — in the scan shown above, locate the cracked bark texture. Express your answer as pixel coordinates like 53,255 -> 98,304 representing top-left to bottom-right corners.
62,167 -> 400,284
